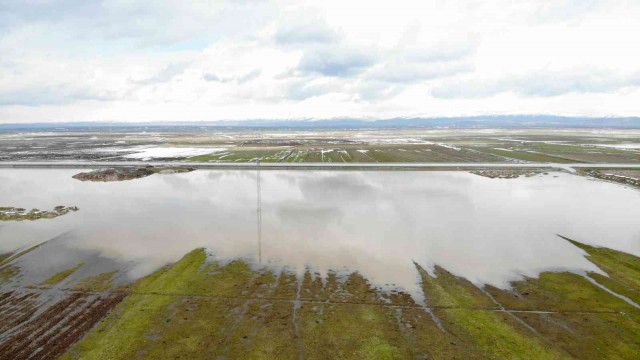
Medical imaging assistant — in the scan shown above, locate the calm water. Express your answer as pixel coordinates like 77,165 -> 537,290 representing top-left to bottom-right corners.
1,169 -> 640,299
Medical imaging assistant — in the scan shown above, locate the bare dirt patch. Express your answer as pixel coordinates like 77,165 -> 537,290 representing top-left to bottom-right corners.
0,290 -> 127,360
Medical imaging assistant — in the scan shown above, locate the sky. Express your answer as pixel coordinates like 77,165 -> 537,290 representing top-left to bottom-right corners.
1,0 -> 639,123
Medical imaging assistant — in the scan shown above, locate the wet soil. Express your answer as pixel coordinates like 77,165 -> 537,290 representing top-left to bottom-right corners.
0,290 -> 127,360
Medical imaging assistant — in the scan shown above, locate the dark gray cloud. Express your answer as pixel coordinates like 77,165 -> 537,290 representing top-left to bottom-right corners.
364,36 -> 478,84
0,0 -> 274,50
202,68 -> 261,84
529,0 -> 604,23
355,82 -> 403,101
0,86 -> 115,106
236,69 -> 261,83
286,80 -> 338,100
136,63 -> 189,85
401,41 -> 478,63
203,73 -> 221,82
0,0 -> 97,26
371,61 -> 473,84
274,19 -> 340,45
297,47 -> 376,77
431,70 -> 640,98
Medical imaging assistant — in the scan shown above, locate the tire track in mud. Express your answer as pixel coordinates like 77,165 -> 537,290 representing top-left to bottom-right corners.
2,285 -> 625,314
292,277 -> 305,360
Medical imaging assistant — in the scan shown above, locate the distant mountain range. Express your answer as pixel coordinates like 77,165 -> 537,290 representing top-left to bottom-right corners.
1,115 -> 640,131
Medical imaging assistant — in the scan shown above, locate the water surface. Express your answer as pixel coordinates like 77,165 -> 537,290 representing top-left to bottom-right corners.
1,169 -> 639,299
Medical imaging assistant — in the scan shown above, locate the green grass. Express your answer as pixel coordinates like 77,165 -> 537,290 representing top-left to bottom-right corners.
188,150 -> 277,162
74,270 -> 118,292
63,249 -> 207,360
418,265 -> 497,309
301,303 -> 406,359
562,236 -> 640,308
500,311 -> 640,359
63,251 -> 302,359
482,244 -> 640,359
298,271 -> 463,359
183,144 -> 555,164
564,237 -> 640,292
487,271 -> 637,313
65,253 -> 460,359
0,253 -> 11,263
365,150 -> 403,162
484,148 -> 576,163
528,143 -> 640,163
417,265 -> 566,359
587,272 -> 640,305
38,263 -> 84,287
0,264 -> 19,284
62,244 -> 640,359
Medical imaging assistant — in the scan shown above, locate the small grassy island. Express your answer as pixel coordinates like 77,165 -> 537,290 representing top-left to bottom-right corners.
0,205 -> 78,221
470,169 -> 548,179
72,166 -> 195,182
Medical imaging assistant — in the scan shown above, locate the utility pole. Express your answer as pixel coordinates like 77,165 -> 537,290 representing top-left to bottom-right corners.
257,159 -> 262,263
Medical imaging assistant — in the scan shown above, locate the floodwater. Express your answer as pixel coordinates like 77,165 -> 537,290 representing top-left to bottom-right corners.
1,169 -> 640,300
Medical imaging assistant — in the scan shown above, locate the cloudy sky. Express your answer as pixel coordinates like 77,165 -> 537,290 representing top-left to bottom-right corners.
1,0 -> 639,123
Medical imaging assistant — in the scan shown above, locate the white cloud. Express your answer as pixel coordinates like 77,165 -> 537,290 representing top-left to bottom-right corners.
0,0 -> 639,122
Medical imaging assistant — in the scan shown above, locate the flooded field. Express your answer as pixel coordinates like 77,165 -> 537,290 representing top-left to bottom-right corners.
2,128 -> 640,164
2,169 -> 640,359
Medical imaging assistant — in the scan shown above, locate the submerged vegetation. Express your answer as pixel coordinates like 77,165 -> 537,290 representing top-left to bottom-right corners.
1,242 -> 49,286
36,263 -> 84,288
0,242 -> 46,267
470,169 -> 548,179
579,169 -> 640,189
0,205 -> 78,221
73,271 -> 118,292
72,166 -> 195,182
0,264 -> 19,285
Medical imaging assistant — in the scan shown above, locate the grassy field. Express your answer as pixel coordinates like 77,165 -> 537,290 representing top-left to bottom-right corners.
3,128 -> 640,164
480,148 -> 577,163
184,142 -> 640,165
186,145 -> 508,163
44,238 -> 640,359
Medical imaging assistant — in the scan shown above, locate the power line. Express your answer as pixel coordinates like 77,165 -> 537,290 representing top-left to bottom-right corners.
257,159 -> 262,263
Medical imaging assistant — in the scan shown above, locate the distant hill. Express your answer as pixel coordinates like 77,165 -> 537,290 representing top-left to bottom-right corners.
1,115 -> 640,131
